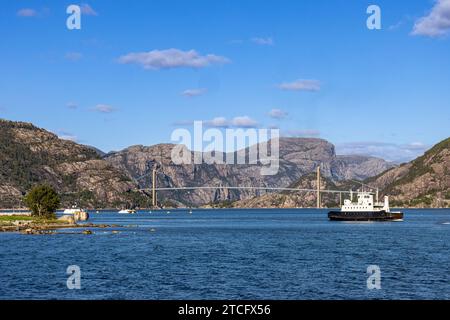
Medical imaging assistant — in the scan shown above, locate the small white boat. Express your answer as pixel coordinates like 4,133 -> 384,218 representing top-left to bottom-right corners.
118,209 -> 136,214
63,206 -> 87,215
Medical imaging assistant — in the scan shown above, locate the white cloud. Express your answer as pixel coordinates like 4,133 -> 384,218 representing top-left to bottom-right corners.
278,79 -> 321,92
80,4 -> 98,16
181,88 -> 207,97
251,37 -> 274,46
206,117 -> 229,128
412,0 -> 450,37
118,49 -> 230,70
336,141 -> 429,163
65,52 -> 83,61
93,104 -> 115,113
283,129 -> 321,137
17,8 -> 38,17
268,108 -> 288,119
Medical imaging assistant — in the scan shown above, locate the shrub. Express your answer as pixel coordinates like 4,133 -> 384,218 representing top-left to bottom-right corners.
23,185 -> 60,218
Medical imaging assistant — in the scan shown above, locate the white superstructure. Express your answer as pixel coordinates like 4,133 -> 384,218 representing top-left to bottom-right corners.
341,191 -> 390,212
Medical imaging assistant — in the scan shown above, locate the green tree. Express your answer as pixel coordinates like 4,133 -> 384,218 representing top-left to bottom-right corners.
24,185 -> 60,218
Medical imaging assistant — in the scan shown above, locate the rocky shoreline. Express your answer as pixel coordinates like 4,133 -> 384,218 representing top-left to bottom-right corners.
0,221 -> 121,235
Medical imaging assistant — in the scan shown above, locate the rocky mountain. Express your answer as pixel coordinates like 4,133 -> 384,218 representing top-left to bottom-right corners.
0,120 -> 140,208
331,155 -> 395,181
104,138 -> 394,207
367,137 -> 450,208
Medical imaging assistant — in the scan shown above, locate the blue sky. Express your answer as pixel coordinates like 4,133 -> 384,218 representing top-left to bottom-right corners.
0,0 -> 449,162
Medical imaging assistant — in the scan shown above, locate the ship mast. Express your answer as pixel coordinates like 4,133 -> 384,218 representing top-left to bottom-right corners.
350,180 -> 380,202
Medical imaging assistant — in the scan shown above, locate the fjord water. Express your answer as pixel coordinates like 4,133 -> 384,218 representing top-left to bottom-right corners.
0,209 -> 449,300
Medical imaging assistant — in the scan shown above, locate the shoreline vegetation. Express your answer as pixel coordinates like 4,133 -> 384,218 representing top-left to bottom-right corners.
0,215 -> 118,234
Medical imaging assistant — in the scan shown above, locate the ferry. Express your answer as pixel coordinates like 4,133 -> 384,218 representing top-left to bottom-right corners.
328,191 -> 403,222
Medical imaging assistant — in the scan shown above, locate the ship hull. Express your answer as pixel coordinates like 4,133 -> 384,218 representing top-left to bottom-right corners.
328,210 -> 403,221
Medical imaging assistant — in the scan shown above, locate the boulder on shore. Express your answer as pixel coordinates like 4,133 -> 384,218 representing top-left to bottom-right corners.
58,215 -> 75,224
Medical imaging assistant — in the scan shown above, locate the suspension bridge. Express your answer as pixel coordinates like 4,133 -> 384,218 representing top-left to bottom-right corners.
136,167 -> 375,209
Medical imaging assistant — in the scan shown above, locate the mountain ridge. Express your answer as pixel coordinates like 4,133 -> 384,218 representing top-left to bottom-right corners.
0,118 -> 400,208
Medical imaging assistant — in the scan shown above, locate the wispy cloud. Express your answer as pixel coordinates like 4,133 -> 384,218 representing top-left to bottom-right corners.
251,37 -> 274,46
93,104 -> 115,113
205,117 -> 229,128
268,108 -> 288,119
283,129 -> 321,138
278,79 -> 321,92
336,141 -> 429,163
80,4 -> 98,16
66,102 -> 78,110
181,88 -> 207,97
388,20 -> 404,31
65,52 -> 83,61
412,0 -> 450,37
56,130 -> 79,142
17,8 -> 38,17
118,49 -> 230,70
231,116 -> 259,128
16,7 -> 50,18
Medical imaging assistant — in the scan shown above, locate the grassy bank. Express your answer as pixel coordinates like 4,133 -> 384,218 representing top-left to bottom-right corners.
0,215 -> 75,234
0,215 -> 35,222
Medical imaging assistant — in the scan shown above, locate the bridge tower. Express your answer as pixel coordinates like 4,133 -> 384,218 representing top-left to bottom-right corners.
152,168 -> 157,207
316,166 -> 321,209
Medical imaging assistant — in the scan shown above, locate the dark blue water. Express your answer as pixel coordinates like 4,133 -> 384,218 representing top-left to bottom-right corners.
1,209 -> 449,300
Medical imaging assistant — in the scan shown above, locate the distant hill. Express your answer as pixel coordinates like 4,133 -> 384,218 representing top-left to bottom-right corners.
368,137 -> 450,208
0,119 -> 142,208
229,172 -> 343,208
